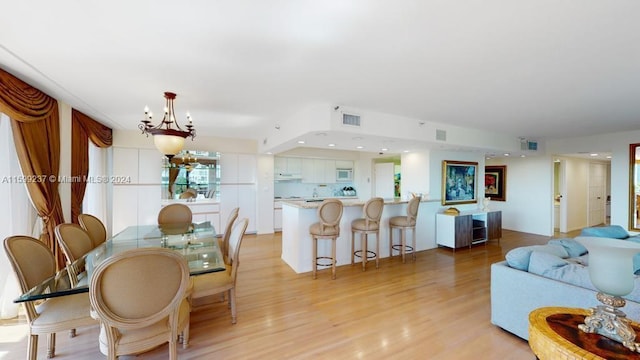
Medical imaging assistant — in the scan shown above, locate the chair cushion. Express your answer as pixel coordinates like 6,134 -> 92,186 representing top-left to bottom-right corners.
351,218 -> 379,231
309,222 -> 340,236
191,271 -> 234,299
32,292 -> 96,332
389,216 -> 415,227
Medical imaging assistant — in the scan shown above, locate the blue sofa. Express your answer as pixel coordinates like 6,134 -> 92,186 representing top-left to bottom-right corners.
490,226 -> 640,340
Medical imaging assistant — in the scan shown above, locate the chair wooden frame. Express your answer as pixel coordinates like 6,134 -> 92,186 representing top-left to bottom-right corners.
4,236 -> 96,360
89,247 -> 191,360
351,197 -> 384,271
190,218 -> 249,324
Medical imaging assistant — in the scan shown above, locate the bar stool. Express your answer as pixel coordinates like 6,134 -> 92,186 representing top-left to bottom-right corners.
351,197 -> 384,271
309,199 -> 344,279
389,196 -> 421,262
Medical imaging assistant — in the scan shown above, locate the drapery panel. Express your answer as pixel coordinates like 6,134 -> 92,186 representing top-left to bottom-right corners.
71,109 -> 112,223
0,67 -> 66,268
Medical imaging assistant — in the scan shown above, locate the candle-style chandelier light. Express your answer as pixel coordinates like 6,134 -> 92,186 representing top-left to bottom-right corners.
139,91 -> 196,159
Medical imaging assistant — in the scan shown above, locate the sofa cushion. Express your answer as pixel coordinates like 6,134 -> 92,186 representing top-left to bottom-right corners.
505,244 -> 569,271
580,225 -> 629,239
527,251 -> 596,291
547,238 -> 588,258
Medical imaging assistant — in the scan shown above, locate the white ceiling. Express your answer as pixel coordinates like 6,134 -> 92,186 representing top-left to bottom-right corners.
1,1 -> 639,156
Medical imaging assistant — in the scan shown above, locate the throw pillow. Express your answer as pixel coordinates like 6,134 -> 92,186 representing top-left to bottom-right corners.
505,244 -> 569,271
548,238 -> 588,258
580,225 -> 629,239
528,251 -> 596,291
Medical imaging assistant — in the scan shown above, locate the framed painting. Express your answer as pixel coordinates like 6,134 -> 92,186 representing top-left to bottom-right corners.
442,160 -> 478,205
485,165 -> 506,201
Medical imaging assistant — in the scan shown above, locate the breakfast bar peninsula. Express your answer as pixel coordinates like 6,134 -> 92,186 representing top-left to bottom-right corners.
281,198 -> 433,274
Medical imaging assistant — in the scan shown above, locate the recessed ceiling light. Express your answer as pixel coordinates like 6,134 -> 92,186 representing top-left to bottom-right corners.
266,152 -> 272,155
297,140 -> 305,144
504,153 -> 510,156
520,155 -> 526,158
403,150 -> 410,153
606,155 -> 612,159
590,153 -> 598,157
328,143 -> 336,147
381,148 -> 388,151
356,145 -> 364,149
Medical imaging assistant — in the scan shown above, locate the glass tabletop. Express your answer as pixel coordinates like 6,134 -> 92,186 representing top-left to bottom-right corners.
14,221 -> 225,303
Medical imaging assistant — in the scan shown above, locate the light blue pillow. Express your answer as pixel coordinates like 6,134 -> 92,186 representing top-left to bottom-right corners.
528,251 -> 596,291
580,225 -> 629,239
505,244 -> 569,271
548,238 -> 588,258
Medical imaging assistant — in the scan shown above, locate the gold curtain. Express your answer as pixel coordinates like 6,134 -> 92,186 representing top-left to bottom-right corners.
0,67 -> 65,268
71,109 -> 112,223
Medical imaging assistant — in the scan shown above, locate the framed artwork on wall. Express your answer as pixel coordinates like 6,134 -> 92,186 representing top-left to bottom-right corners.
485,165 -> 507,201
442,160 -> 478,205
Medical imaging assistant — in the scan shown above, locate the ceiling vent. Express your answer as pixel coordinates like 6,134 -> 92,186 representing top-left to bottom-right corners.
342,113 -> 361,127
436,129 -> 446,141
520,138 -> 538,151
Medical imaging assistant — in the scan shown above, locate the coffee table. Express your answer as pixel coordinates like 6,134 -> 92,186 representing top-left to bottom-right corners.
529,306 -> 640,360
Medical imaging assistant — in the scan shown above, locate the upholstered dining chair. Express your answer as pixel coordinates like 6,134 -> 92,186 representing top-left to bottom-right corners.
221,207 -> 240,264
190,218 -> 249,324
89,247 -> 191,360
158,203 -> 193,225
309,199 -> 344,279
55,223 -> 95,287
78,213 -> 108,248
4,236 -> 96,360
351,197 -> 384,271
389,195 -> 421,263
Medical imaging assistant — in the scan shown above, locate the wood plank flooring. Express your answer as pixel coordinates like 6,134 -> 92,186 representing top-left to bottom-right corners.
1,229 -> 563,359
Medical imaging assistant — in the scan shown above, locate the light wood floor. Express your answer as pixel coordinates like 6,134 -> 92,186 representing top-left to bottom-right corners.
2,229 -> 568,359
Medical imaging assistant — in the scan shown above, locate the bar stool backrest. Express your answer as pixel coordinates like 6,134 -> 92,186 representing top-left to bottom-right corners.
317,199 -> 343,233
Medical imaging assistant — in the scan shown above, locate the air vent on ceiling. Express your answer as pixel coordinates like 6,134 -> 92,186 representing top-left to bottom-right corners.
436,129 -> 447,141
520,139 -> 538,151
342,113 -> 361,127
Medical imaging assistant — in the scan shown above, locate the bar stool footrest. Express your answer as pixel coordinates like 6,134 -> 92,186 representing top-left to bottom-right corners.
353,250 -> 377,260
391,244 -> 414,252
316,256 -> 335,267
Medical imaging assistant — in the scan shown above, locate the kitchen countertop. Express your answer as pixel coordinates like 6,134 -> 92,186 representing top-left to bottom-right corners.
281,197 -> 430,209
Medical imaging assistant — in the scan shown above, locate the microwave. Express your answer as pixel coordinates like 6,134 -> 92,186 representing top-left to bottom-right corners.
336,168 -> 353,182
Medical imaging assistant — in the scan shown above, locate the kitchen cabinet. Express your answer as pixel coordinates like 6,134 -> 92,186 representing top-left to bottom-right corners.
436,210 -> 502,250
302,159 -> 336,183
275,157 -> 302,176
274,201 -> 282,231
220,184 -> 256,234
220,153 -> 256,183
335,160 -> 354,170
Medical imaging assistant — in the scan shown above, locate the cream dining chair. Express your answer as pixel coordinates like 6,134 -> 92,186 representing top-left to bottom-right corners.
55,223 -> 95,287
89,247 -> 191,360
190,218 -> 249,324
158,203 -> 193,225
221,207 -> 240,264
78,213 -> 108,247
4,235 -> 96,360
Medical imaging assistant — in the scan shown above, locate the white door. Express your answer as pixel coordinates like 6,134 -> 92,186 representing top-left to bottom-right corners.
588,163 -> 606,226
374,163 -> 395,199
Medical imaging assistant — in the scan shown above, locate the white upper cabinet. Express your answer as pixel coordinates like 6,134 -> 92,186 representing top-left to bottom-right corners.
335,160 -> 354,170
220,153 -> 256,184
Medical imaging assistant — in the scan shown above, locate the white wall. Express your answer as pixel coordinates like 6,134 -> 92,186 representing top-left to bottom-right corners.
486,156 -> 554,236
401,150 -> 430,200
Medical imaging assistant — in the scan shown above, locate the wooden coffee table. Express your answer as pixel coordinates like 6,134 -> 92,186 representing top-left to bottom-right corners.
529,307 -> 640,360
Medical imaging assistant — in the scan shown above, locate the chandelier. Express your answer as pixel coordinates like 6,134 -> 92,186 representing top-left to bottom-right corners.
139,92 -> 196,159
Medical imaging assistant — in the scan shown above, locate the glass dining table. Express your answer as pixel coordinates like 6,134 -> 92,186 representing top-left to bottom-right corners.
14,221 -> 226,303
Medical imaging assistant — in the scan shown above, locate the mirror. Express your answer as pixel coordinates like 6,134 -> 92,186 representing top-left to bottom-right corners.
630,144 -> 640,230
161,151 -> 220,200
